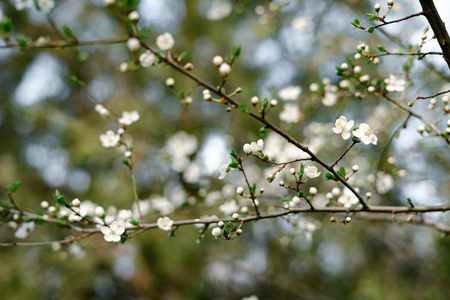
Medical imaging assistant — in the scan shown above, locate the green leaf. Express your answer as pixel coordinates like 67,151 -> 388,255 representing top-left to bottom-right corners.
120,0 -> 139,9
259,127 -> 266,138
251,183 -> 256,195
298,163 -> 305,179
52,190 -> 68,206
425,126 -> 432,134
336,65 -> 343,76
231,44 -> 241,58
407,197 -> 414,206
138,27 -> 150,39
278,195 -> 290,202
55,219 -> 68,227
325,173 -> 336,180
5,181 -> 22,193
238,104 -> 250,114
377,44 -> 386,52
365,27 -> 374,33
22,216 -> 35,222
62,26 -> 75,39
178,51 -> 187,62
122,159 -> 129,166
298,191 -> 304,197
129,219 -> 140,226
0,17 -> 13,35
17,36 -> 31,53
228,162 -> 239,169
230,149 -> 238,159
68,75 -> 82,86
178,91 -> 185,98
367,14 -> 378,22
337,166 -> 347,177
351,18 -> 361,28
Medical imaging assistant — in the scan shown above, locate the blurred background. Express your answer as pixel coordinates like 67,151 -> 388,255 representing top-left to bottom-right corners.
0,0 -> 449,299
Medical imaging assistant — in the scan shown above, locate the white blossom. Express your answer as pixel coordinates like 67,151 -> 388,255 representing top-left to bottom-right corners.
118,110 -> 140,126
128,11 -> 139,21
95,104 -> 109,116
337,188 -> 359,208
212,55 -> 224,66
156,32 -> 175,51
127,37 -> 140,52
152,197 -> 175,215
298,219 -> 318,242
206,1 -> 232,20
305,166 -> 321,178
38,0 -> 55,14
13,0 -> 33,10
279,103 -> 300,123
211,227 -> 222,237
100,221 -> 125,242
278,85 -> 302,101
376,172 -> 394,194
103,0 -> 115,5
219,200 -> 239,215
309,83 -> 319,92
157,217 -> 174,231
353,123 -> 378,145
99,130 -> 120,148
139,51 -> 155,67
385,75 -> 406,92
219,63 -> 231,75
332,116 -> 354,140
15,222 -> 35,239
243,139 -> 264,154
322,92 -> 337,106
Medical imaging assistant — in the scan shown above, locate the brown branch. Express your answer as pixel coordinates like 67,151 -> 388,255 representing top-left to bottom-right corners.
0,37 -> 128,50
416,88 -> 450,100
0,232 -> 95,247
419,0 -> 450,70
330,140 -> 357,168
362,12 -> 424,29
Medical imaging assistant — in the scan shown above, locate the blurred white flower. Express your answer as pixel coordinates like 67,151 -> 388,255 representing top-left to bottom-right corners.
278,85 -> 302,101
152,197 -> 175,215
385,75 -> 406,92
219,200 -> 239,215
337,188 -> 359,208
118,110 -> 140,126
156,32 -> 175,51
376,172 -> 394,194
279,103 -> 300,123
157,217 -> 174,231
99,130 -> 120,148
206,1 -> 232,20
15,222 -> 35,239
322,92 -> 337,106
101,221 -> 125,242
332,116 -> 354,140
38,0 -> 55,14
243,139 -> 264,154
13,0 -> 33,11
353,123 -> 377,145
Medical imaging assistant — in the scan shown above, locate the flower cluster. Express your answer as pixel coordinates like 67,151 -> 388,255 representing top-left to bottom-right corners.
332,116 -> 377,145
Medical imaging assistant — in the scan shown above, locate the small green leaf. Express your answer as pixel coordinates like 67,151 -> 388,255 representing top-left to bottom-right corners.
52,190 -> 68,206
0,17 -> 13,35
325,173 -> 336,180
138,27 -> 150,39
367,14 -> 378,22
336,65 -> 343,76
299,163 -> 305,179
351,18 -> 361,28
68,75 -> 82,86
425,126 -> 432,134
178,91 -> 185,98
228,162 -> 239,169
230,149 -> 238,159
5,181 -> 22,193
238,104 -> 250,114
377,44 -> 386,52
298,191 -> 304,197
22,216 -> 35,222
17,36 -> 31,53
62,26 -> 75,38
129,219 -> 139,226
337,166 -> 347,177
262,97 -> 269,110
231,44 -> 241,58
251,184 -> 256,196
365,27 -> 374,33
178,51 -> 187,62
55,219 -> 68,227
259,127 -> 266,138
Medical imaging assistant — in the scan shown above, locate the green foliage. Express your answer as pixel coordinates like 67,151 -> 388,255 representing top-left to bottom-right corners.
5,181 -> 22,193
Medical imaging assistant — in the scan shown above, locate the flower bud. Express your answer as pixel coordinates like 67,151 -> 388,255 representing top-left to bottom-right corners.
212,55 -> 224,66
352,165 -> 359,172
219,63 -> 231,75
309,187 -> 317,195
270,99 -> 278,107
232,213 -> 239,220
128,11 -> 140,21
236,186 -> 244,195
165,77 -> 175,87
127,37 -> 140,52
72,198 -> 81,206
251,96 -> 259,105
218,221 -> 225,228
374,3 -> 381,12
40,201 -> 49,209
211,227 -> 222,237
289,168 -> 296,175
